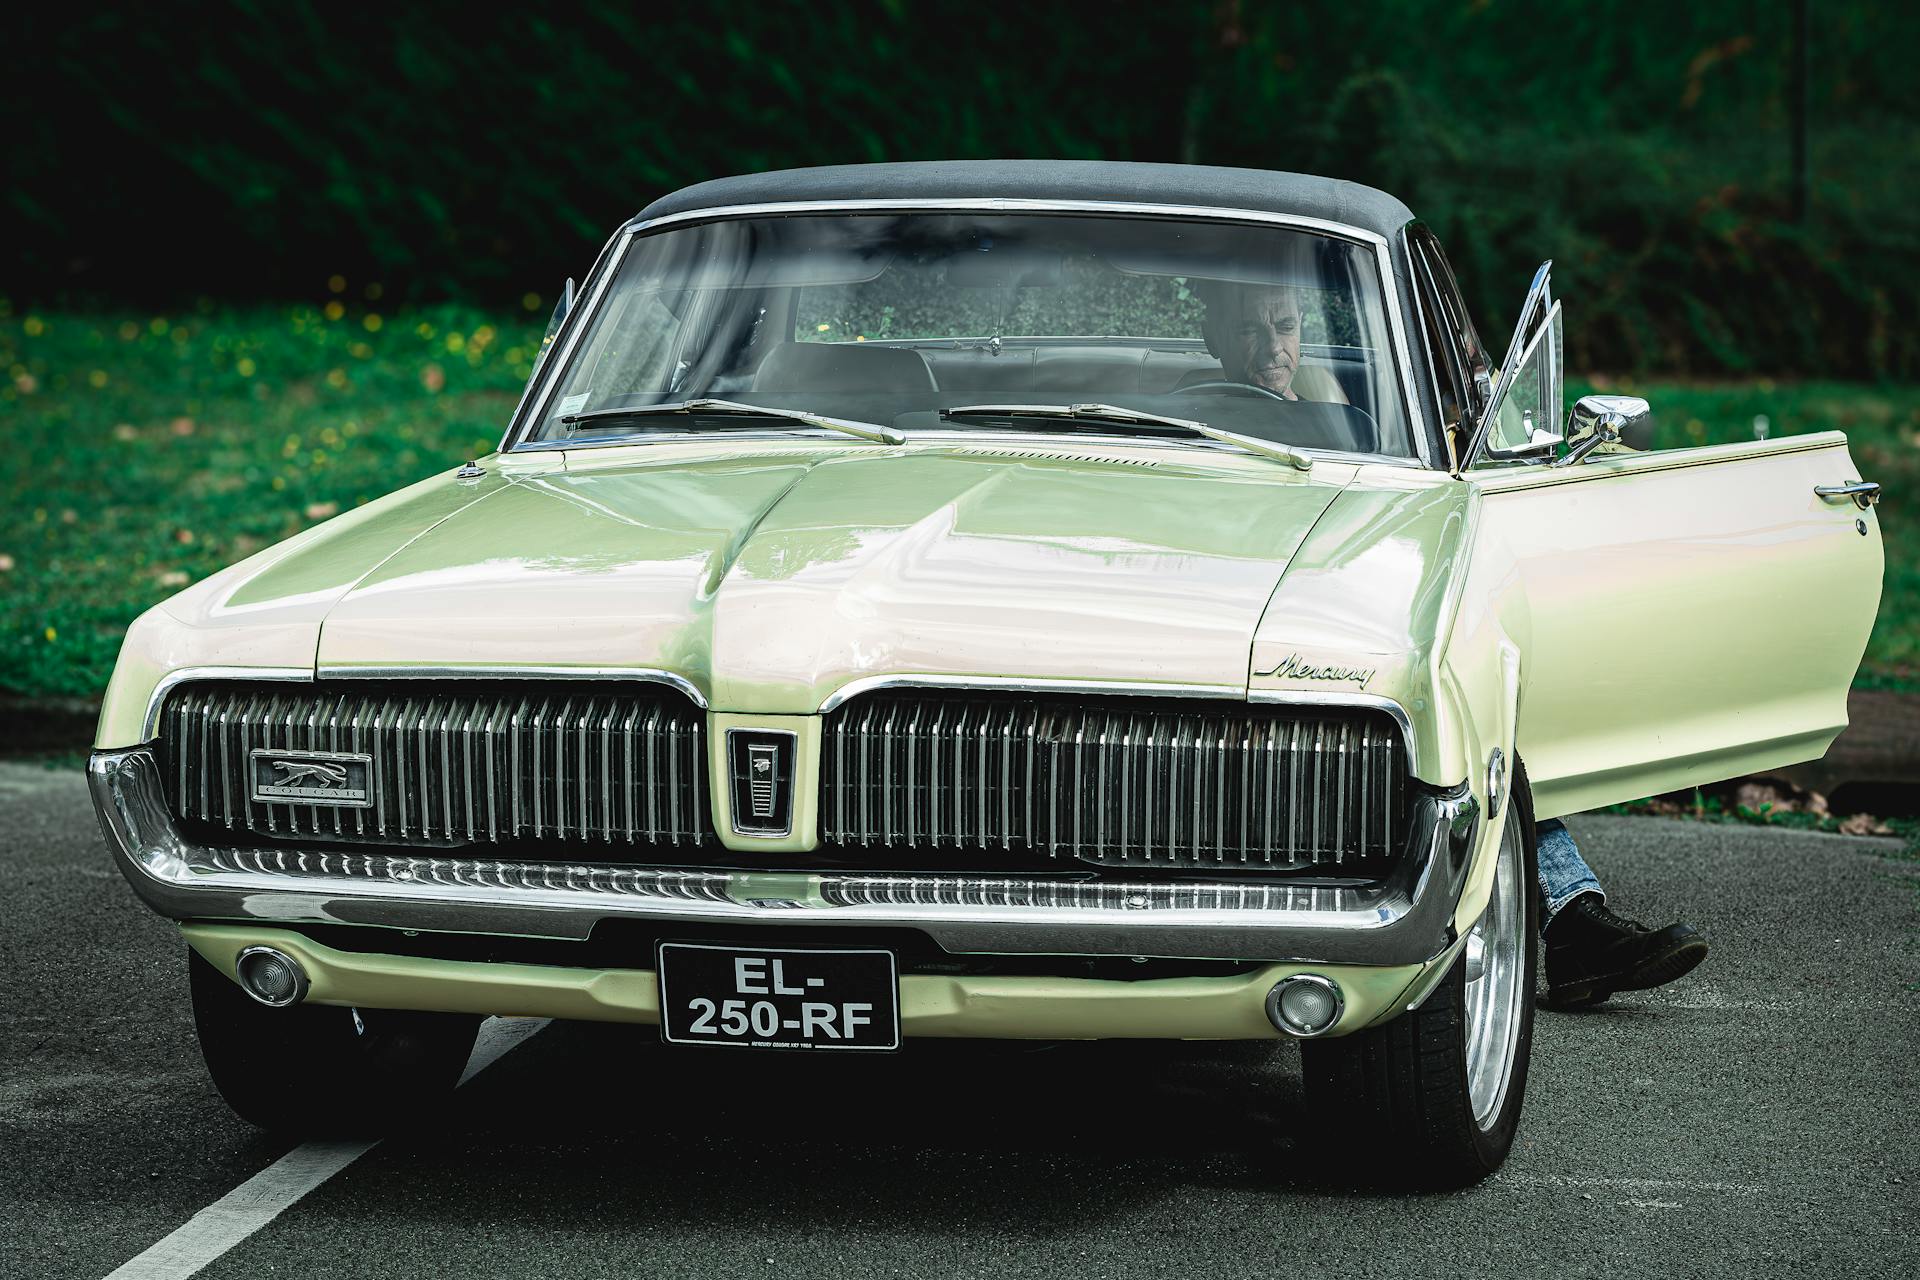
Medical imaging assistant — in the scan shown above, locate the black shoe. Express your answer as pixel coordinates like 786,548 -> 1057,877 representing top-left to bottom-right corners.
1542,894 -> 1708,1010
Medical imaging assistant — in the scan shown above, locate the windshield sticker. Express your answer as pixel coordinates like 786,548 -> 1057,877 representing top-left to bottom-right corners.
557,392 -> 590,418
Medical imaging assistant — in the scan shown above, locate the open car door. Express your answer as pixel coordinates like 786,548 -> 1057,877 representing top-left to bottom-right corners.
1458,267 -> 1885,819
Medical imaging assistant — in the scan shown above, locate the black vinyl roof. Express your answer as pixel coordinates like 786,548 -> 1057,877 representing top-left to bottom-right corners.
631,160 -> 1416,240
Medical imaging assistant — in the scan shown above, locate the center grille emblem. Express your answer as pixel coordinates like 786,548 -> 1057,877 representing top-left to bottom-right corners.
727,729 -> 796,837
274,760 -> 347,787
249,749 -> 373,807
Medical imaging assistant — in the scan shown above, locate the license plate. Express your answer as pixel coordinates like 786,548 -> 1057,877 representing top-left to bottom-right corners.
656,943 -> 900,1051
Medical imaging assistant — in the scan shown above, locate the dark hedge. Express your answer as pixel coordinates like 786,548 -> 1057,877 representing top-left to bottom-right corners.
9,0 -> 1918,376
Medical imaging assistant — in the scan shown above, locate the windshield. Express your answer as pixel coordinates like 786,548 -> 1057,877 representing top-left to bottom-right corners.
526,212 -> 1414,458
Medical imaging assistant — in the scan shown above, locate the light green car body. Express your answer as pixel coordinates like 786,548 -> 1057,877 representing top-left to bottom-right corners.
95,418 -> 1883,1039
90,164 -> 1888,1049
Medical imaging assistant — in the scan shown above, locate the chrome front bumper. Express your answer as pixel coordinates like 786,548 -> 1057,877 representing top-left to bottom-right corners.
90,746 -> 1478,965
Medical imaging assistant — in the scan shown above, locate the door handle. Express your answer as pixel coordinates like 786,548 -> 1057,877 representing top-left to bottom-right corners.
1815,480 -> 1881,509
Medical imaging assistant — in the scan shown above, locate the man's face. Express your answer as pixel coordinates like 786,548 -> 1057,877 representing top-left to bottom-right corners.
1207,285 -> 1302,395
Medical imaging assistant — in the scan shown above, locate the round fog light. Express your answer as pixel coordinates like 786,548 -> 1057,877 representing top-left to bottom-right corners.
1266,974 -> 1344,1037
235,947 -> 309,1008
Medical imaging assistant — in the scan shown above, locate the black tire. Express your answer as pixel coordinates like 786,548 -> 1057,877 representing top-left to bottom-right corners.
189,948 -> 481,1135
1300,766 -> 1540,1188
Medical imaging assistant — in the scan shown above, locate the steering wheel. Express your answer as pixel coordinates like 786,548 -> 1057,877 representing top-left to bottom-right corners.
1171,378 -> 1382,453
1171,380 -> 1289,401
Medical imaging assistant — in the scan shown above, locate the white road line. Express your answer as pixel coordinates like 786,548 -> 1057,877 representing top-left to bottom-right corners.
1498,1173 -> 1769,1195
102,1017 -> 548,1280
458,1016 -> 548,1084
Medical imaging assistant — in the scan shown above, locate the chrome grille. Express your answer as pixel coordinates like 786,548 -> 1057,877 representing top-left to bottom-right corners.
159,682 -> 711,848
819,693 -> 1405,868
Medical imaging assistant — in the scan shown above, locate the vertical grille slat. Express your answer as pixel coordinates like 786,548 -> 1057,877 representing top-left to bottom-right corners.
436,699 -> 456,842
214,695 -> 234,830
551,697 -> 570,841
686,715 -> 702,843
308,696 -> 327,837
637,703 -> 658,841
619,702 -> 640,842
819,692 -> 1408,871
156,681 -> 713,852
668,701 -> 685,845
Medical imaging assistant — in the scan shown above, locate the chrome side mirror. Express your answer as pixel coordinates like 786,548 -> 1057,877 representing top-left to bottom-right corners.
1556,394 -> 1650,466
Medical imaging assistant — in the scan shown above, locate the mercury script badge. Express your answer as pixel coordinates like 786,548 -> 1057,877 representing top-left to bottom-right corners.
1257,652 -> 1377,688
249,749 -> 374,807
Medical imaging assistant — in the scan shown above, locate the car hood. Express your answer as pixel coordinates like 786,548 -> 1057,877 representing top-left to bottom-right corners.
309,445 -> 1349,712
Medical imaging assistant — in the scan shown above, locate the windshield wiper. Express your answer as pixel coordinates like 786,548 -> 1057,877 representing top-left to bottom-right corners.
561,398 -> 905,445
937,402 -> 1312,471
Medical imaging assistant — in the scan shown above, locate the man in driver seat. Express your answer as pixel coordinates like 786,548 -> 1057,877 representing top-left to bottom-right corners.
1194,279 -> 1711,1011
1192,280 -> 1349,403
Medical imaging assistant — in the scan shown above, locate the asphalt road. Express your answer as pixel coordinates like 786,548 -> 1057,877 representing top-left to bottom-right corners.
3,761 -> 1916,1280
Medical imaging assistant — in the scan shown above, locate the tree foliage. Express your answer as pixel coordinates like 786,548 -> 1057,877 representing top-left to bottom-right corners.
9,0 -> 1917,375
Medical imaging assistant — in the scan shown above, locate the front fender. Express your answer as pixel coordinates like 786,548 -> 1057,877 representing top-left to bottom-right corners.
1433,487 -> 1531,939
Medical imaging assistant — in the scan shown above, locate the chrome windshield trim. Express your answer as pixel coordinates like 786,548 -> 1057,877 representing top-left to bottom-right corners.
495,224 -> 630,456
140,666 -> 313,741
817,673 -> 1246,715
624,198 -> 1393,248
504,198 -> 1431,467
501,229 -> 636,456
311,665 -> 710,709
91,746 -> 1476,966
1246,688 -> 1422,775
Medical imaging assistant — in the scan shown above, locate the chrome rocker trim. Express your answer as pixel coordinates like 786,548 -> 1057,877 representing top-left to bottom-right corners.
91,745 -> 1477,966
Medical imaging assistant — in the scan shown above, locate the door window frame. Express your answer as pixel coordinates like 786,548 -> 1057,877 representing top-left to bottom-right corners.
1406,225 -> 1494,468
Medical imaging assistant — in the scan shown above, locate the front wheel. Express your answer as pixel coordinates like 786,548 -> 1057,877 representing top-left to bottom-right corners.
188,948 -> 481,1135
1301,766 -> 1539,1187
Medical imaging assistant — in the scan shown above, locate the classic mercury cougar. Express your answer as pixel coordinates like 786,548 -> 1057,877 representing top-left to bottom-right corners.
90,161 -> 1883,1183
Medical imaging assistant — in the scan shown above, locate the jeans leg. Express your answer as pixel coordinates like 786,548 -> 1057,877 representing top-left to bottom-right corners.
1535,818 -> 1603,932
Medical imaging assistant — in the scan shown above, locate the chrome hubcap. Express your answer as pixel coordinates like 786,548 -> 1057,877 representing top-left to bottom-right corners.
1463,806 -> 1526,1129
1464,932 -> 1486,983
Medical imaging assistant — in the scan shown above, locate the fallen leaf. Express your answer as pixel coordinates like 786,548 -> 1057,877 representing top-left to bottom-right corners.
1838,813 -> 1893,837
1734,782 -> 1787,814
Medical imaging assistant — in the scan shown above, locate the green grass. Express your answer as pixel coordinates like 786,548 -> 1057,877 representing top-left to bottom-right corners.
2,302 -> 542,698
1,305 -> 1913,700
